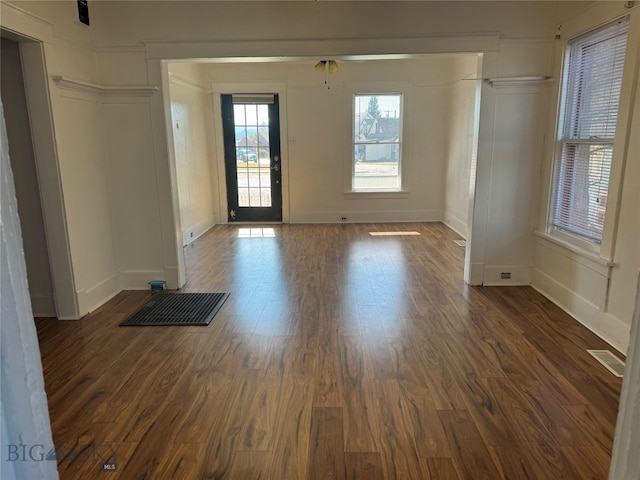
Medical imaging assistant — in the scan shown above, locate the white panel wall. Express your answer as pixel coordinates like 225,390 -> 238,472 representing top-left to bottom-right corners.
168,63 -> 217,245
52,89 -> 119,313
103,100 -> 165,288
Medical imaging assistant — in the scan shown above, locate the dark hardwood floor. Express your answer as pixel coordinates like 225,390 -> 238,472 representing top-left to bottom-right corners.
35,223 -> 623,479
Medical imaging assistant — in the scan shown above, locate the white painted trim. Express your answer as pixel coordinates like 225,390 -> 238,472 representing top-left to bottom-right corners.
288,209 -> 442,224
30,293 -> 56,318
343,191 -> 410,199
467,262 -> 485,286
531,269 -> 630,354
143,34 -> 501,61
0,2 -> 54,44
488,76 -> 553,88
119,270 -> 166,290
182,216 -> 215,246
76,273 -> 121,315
483,265 -> 532,286
535,232 -> 613,275
163,265 -> 181,290
52,75 -> 158,97
168,72 -> 205,93
20,41 -> 80,319
443,212 -> 467,238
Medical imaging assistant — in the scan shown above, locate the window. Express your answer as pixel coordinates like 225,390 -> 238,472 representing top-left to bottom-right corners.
352,93 -> 402,190
550,17 -> 628,245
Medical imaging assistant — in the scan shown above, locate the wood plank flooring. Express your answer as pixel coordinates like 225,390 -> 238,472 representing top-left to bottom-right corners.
35,223 -> 623,479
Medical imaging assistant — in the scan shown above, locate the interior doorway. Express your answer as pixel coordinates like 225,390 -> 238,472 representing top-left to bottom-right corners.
1,36 -> 55,317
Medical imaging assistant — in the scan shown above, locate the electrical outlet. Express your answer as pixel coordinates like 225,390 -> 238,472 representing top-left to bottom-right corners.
500,272 -> 512,279
341,217 -> 347,221
190,232 -> 194,238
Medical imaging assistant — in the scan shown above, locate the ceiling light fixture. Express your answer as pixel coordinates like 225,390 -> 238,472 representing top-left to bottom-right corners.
314,60 -> 338,89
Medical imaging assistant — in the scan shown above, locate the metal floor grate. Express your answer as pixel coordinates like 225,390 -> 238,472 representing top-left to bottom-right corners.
587,349 -> 625,377
120,293 -> 229,326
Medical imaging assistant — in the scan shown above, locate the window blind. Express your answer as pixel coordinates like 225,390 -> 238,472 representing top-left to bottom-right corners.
551,17 -> 628,244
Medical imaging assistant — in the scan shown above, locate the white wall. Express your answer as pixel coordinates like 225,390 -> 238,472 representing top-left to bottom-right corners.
203,58 -> 459,223
1,38 -> 56,316
443,55 -> 479,238
532,3 -> 640,353
168,62 -> 217,245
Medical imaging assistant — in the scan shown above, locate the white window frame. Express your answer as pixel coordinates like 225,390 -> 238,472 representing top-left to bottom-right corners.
547,16 -> 630,253
350,91 -> 404,193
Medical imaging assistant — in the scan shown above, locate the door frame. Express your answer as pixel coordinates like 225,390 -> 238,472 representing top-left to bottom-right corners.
211,83 -> 290,224
0,24 -> 80,319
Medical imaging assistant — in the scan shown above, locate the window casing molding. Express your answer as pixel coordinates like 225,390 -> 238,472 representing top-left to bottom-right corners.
344,82 -> 411,195
541,10 -> 639,264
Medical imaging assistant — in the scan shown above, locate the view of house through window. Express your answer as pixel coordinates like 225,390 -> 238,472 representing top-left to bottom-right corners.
353,93 -> 402,190
550,17 -> 628,245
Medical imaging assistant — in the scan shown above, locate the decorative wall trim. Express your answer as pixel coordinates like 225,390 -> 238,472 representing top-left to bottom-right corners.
289,209 -> 442,224
76,273 -> 121,316
488,76 -> 553,88
532,269 -> 631,354
168,72 -> 205,93
483,265 -> 532,286
52,75 -> 158,97
143,34 -> 501,60
182,216 -> 216,246
443,212 -> 467,238
119,270 -> 166,290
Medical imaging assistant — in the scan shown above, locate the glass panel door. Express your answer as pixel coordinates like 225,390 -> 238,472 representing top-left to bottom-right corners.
221,94 -> 282,222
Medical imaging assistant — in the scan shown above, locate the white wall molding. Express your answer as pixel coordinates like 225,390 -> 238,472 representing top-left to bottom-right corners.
52,75 -> 158,97
0,2 -> 54,44
143,34 -> 500,61
443,212 -> 467,238
483,265 -> 532,286
488,76 -> 553,88
532,268 -> 630,354
168,72 -> 205,93
119,270 -> 166,290
288,210 -> 442,224
182,216 -> 216,246
76,273 -> 120,316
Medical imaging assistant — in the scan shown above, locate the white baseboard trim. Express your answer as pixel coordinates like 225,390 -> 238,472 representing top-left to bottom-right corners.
119,270 -> 166,290
289,210 -> 443,224
483,265 -> 532,286
30,293 -> 57,317
76,273 -> 121,316
182,215 -> 215,246
443,212 -> 467,238
164,266 -> 181,290
532,269 -> 630,354
466,262 -> 485,286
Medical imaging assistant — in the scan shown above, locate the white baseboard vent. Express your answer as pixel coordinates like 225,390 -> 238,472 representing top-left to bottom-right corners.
454,239 -> 466,247
587,350 -> 625,377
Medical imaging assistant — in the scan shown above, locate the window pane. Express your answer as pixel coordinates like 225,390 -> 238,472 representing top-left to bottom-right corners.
257,104 -> 269,126
552,143 -> 611,242
551,18 -> 627,244
233,105 -> 245,125
353,93 -> 402,190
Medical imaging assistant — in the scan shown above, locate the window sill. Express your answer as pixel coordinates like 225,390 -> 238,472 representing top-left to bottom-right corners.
344,190 -> 409,199
534,230 -> 614,273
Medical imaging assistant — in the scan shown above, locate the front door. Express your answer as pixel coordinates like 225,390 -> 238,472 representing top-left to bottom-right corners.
221,94 -> 282,222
